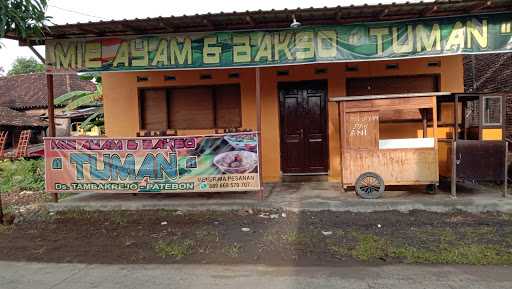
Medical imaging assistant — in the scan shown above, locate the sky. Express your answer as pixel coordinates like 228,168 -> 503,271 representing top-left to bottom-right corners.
0,0 -> 426,74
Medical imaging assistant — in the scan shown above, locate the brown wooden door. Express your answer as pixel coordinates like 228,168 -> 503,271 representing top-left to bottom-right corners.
279,81 -> 328,174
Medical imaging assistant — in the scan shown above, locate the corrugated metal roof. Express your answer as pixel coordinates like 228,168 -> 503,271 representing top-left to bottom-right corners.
10,0 -> 512,45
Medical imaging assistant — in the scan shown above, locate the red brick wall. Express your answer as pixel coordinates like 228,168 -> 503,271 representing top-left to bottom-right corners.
464,53 -> 512,139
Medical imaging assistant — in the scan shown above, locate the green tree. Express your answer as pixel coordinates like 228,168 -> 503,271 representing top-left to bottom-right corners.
7,56 -> 44,75
1,0 -> 49,222
0,0 -> 49,41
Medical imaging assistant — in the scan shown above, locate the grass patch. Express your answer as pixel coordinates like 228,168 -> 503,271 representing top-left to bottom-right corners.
263,231 -> 277,242
497,213 -> 512,221
154,239 -> 194,259
351,233 -> 391,261
110,211 -> 129,225
281,231 -> 305,245
224,243 -> 241,257
0,225 -> 13,234
57,209 -> 97,219
327,243 -> 351,258
414,228 -> 456,243
157,209 -> 178,218
58,192 -> 76,200
0,159 -> 44,193
391,244 -> 512,265
195,228 -> 220,242
460,227 -> 496,240
329,229 -> 512,265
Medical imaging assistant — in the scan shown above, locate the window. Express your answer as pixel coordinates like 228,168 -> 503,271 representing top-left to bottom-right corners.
466,100 -> 480,127
482,96 -> 502,126
139,84 -> 241,131
140,89 -> 168,131
214,85 -> 242,128
168,86 -> 215,129
346,75 -> 439,96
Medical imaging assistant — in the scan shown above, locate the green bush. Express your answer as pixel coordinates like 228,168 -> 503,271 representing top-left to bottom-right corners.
0,159 -> 45,193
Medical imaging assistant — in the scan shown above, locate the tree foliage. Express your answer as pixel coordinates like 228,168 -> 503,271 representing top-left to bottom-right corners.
0,0 -> 49,41
55,81 -> 104,131
7,56 -> 44,75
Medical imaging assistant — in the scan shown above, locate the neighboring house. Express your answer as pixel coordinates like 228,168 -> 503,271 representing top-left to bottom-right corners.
0,106 -> 47,150
0,73 -> 96,138
464,53 -> 512,139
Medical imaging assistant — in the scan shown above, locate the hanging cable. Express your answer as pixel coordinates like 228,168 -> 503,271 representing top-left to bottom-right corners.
48,4 -> 109,21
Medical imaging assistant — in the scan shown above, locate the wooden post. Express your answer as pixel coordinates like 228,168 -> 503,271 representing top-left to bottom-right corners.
453,94 -> 458,142
432,96 -> 439,192
255,68 -> 264,201
47,74 -> 56,138
461,100 -> 467,140
46,73 -> 59,203
421,108 -> 428,138
451,140 -> 457,198
504,141 -> 508,198
338,101 -> 345,193
451,94 -> 459,198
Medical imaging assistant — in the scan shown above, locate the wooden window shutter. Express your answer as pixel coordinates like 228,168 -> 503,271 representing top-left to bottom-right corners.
346,75 -> 439,96
141,88 -> 168,131
169,87 -> 214,129
215,84 -> 241,128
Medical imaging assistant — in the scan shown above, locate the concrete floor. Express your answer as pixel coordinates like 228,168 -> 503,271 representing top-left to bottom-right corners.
47,181 -> 512,213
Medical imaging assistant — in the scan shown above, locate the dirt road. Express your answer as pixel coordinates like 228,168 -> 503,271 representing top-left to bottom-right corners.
1,261 -> 511,289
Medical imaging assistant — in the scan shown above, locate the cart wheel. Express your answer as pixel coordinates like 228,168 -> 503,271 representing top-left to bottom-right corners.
355,172 -> 385,199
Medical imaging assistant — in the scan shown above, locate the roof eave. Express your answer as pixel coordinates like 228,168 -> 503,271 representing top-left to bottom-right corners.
12,0 -> 512,45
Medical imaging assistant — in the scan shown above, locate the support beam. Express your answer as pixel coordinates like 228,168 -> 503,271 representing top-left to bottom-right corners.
46,73 -> 59,203
504,141 -> 508,198
28,46 -> 45,63
470,0 -> 493,12
202,18 -> 215,29
451,140 -> 457,198
432,96 -> 439,193
47,74 -> 56,138
335,10 -> 343,23
255,67 -> 263,201
461,100 -> 467,140
421,108 -> 428,138
338,101 -> 345,193
158,21 -> 175,32
118,23 -> 146,34
245,15 -> 255,26
451,94 -> 459,198
378,9 -> 389,19
422,5 -> 438,17
453,94 -> 459,142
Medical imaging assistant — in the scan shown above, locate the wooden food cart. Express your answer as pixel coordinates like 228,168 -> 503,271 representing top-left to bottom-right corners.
333,92 -> 445,199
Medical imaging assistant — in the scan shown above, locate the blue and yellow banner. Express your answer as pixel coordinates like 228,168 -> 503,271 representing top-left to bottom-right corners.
44,133 -> 260,193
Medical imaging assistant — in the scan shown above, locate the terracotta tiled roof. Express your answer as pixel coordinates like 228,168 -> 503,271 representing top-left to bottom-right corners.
0,73 -> 96,110
0,106 -> 48,127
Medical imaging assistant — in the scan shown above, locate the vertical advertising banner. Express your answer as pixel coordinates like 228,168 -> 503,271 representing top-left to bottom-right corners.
44,133 -> 260,193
